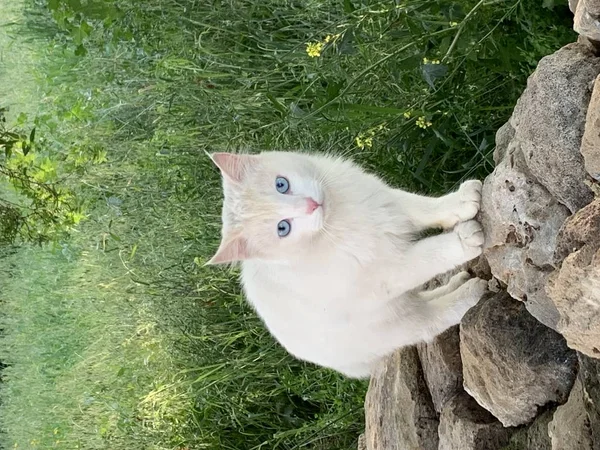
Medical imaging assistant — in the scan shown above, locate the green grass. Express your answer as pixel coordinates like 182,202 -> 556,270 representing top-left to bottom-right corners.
0,0 -> 576,449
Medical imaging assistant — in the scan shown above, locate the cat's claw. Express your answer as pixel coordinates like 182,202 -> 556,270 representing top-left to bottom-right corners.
455,220 -> 484,260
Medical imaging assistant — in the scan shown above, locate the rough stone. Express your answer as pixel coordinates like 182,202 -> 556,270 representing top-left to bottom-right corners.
438,392 -> 514,450
570,0 -> 580,14
574,0 -> 600,41
357,433 -> 367,450
509,43 -> 599,213
581,75 -> 600,181
578,35 -> 600,56
460,291 -> 577,427
578,353 -> 600,445
502,409 -> 554,450
417,326 -> 463,413
547,199 -> 600,358
492,121 -> 515,164
481,147 -> 569,329
364,346 -> 439,450
548,378 -> 594,450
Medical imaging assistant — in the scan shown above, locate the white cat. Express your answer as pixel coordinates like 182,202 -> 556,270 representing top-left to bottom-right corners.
207,151 -> 487,378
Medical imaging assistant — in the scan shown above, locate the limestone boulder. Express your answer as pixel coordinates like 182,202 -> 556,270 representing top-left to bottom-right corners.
364,346 -> 439,450
460,291 -> 577,427
578,353 -> 600,445
417,326 -> 463,414
508,43 -> 598,213
480,42 -> 600,327
437,392 -> 514,450
574,0 -> 600,41
480,147 -> 568,328
357,433 -> 367,450
547,199 -> 600,358
581,75 -> 600,181
502,409 -> 554,450
548,378 -> 594,450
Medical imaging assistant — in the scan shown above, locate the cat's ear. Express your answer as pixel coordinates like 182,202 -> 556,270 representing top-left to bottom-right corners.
206,234 -> 250,265
209,152 -> 254,183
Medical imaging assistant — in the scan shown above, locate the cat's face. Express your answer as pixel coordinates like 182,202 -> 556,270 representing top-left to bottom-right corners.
208,152 -> 328,264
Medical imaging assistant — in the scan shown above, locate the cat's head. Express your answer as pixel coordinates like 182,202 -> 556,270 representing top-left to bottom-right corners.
207,151 -> 329,264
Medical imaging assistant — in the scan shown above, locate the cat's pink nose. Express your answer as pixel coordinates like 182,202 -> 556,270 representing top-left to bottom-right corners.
306,198 -> 320,214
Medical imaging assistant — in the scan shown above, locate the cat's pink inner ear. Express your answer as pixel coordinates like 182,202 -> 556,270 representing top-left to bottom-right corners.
206,235 -> 249,265
210,152 -> 253,183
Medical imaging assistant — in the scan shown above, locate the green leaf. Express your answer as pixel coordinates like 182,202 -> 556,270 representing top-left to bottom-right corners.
542,0 -> 555,9
337,29 -> 356,55
47,0 -> 60,10
265,92 -> 287,115
422,63 -> 448,89
29,127 -> 36,144
74,44 -> 87,56
343,0 -> 355,13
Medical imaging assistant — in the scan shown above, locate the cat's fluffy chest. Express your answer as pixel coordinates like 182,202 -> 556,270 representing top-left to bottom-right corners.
239,250 -> 400,354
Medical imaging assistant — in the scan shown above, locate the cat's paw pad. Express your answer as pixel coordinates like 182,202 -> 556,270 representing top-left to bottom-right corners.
455,220 -> 484,260
456,180 -> 482,222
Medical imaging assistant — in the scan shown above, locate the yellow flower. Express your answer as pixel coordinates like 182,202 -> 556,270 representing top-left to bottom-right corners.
450,21 -> 459,27
416,116 -> 432,129
403,111 -> 412,119
423,57 -> 429,64
306,42 -> 324,58
324,33 -> 341,43
355,134 -> 373,150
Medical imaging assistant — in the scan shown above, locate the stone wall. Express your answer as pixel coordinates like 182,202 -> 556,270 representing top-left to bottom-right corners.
361,5 -> 600,449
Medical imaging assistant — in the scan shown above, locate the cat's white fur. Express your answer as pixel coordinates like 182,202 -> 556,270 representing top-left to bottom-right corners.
208,151 -> 487,378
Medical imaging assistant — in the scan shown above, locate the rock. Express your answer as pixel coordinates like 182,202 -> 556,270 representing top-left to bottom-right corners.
502,409 -> 554,450
548,378 -> 594,449
357,433 -> 367,450
509,43 -> 598,213
578,35 -> 600,56
481,148 -> 569,329
492,121 -> 515,164
574,0 -> 600,41
547,199 -> 600,358
417,326 -> 463,413
438,392 -> 514,450
480,42 -> 600,327
460,291 -> 577,427
570,0 -> 580,13
553,198 -> 600,263
578,353 -> 600,445
581,75 -> 600,181
364,346 -> 439,450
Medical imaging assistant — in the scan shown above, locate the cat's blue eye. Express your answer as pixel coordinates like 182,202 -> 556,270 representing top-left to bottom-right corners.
275,176 -> 289,194
277,219 -> 291,237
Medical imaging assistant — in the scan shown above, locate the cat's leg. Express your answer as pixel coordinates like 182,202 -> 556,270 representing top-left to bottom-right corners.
383,220 -> 484,294
419,277 -> 488,339
418,270 -> 471,301
371,278 -> 487,361
394,180 -> 482,231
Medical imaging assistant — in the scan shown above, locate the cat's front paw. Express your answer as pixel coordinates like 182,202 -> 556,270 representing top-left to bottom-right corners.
437,180 -> 482,228
456,180 -> 482,222
455,220 -> 484,261
453,277 -> 488,319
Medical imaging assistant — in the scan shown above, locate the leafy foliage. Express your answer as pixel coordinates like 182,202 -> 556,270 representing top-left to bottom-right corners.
0,0 -> 576,449
0,107 -> 85,244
